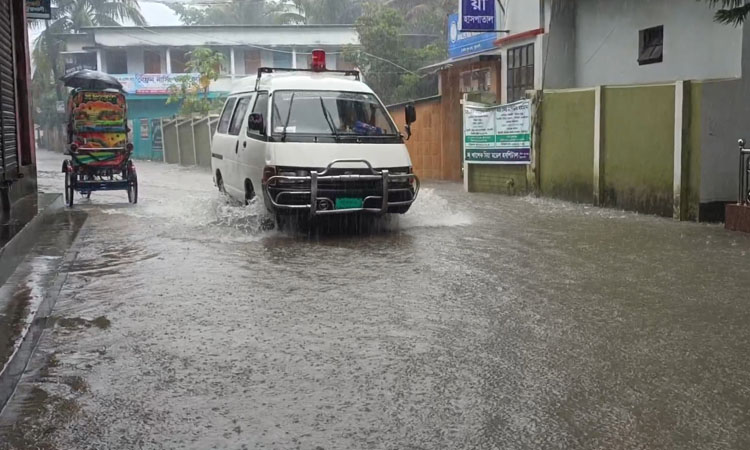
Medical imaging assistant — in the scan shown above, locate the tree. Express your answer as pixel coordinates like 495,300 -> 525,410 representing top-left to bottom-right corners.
169,0 -> 302,25
704,0 -> 750,26
188,48 -> 225,98
299,0 -> 363,24
385,0 -> 454,34
30,0 -> 146,129
170,0 -> 363,26
344,3 -> 444,104
167,48 -> 226,116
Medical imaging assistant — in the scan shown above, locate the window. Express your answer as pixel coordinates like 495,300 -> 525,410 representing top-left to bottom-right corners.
217,97 -> 238,134
273,51 -> 293,69
228,96 -> 251,136
63,52 -> 97,75
271,91 -> 398,137
460,69 -> 491,93
297,53 -> 310,70
144,50 -> 161,73
170,48 -> 189,73
247,92 -> 268,137
460,71 -> 472,93
105,50 -> 128,74
507,43 -> 534,103
244,49 -> 261,75
639,25 -> 663,65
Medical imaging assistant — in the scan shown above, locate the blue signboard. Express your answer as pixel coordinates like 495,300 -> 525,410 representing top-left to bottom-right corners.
460,0 -> 496,31
448,14 -> 497,60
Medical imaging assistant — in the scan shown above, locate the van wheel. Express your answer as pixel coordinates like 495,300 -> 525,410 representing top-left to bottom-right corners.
216,170 -> 225,193
244,180 -> 255,205
275,213 -> 289,231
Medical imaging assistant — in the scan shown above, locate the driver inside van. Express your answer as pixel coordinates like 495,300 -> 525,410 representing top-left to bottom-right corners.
339,104 -> 383,136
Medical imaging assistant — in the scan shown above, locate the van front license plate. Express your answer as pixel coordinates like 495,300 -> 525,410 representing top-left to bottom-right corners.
335,197 -> 363,209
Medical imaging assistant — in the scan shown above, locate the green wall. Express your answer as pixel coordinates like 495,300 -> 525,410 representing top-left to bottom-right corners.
468,164 -> 528,195
464,83 -> 704,221
539,89 -> 595,203
602,85 -> 675,217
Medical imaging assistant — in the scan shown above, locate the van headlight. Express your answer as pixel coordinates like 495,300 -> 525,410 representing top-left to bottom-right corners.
278,170 -> 310,184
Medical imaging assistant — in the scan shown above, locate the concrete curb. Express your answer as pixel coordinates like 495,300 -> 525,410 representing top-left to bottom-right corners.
0,201 -> 87,413
0,194 -> 63,288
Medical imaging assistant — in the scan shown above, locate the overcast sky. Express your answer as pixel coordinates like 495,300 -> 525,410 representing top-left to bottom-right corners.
140,1 -> 183,26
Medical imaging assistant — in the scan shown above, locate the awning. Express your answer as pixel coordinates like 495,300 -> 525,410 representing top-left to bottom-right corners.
419,49 -> 502,72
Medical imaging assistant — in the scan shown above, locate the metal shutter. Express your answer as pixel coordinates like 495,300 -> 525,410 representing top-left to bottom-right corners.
0,2 -> 17,182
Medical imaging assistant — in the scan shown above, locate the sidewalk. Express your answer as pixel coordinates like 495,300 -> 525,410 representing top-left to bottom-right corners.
0,194 -> 86,412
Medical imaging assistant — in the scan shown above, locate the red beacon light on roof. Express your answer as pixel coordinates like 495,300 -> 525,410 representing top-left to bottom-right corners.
311,49 -> 326,72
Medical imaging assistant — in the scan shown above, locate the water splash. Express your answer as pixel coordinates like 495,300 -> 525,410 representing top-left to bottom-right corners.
393,188 -> 473,229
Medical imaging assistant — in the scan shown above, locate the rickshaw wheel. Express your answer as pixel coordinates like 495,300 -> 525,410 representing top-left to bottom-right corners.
125,160 -> 138,204
127,173 -> 138,204
64,171 -> 75,207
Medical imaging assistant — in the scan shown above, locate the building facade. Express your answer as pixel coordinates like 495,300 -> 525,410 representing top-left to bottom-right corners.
540,0 -> 750,219
543,0 -> 743,90
408,0 -> 548,184
1,0 -> 36,212
61,25 -> 358,160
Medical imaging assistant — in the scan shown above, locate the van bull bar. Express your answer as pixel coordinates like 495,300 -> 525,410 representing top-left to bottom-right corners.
264,159 -> 420,216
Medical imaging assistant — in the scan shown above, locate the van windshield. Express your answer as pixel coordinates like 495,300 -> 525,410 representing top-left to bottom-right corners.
271,90 -> 398,138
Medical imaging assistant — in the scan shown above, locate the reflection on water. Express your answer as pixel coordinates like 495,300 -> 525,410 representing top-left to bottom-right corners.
18,150 -> 750,450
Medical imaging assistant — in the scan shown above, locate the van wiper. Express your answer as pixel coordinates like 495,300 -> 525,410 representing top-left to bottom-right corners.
319,96 -> 340,142
282,92 -> 295,142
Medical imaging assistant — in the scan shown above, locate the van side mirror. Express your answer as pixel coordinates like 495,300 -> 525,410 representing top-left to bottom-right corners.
248,113 -> 265,135
404,103 -> 416,141
405,103 -> 417,125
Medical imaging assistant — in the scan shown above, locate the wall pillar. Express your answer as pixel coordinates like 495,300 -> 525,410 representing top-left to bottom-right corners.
673,80 -> 691,220
95,49 -> 102,72
461,93 -> 468,192
166,48 -> 172,74
527,89 -> 542,195
292,48 -> 297,69
230,47 -> 235,80
593,85 -> 604,206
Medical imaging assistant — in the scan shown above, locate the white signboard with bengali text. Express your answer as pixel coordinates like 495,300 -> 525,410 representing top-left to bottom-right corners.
463,99 -> 531,164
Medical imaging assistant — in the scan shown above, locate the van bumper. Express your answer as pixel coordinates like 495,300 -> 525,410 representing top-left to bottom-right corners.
263,159 -> 419,216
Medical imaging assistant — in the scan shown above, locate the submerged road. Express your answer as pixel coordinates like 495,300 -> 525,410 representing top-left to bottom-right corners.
2,150 -> 750,449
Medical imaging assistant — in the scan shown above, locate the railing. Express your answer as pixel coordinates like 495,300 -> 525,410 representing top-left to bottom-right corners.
162,114 -> 219,167
739,139 -> 750,205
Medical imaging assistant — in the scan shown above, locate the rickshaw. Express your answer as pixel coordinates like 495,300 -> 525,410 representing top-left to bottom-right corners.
60,70 -> 138,207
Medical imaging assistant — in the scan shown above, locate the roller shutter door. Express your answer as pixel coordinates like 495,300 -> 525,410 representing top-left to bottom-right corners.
0,2 -> 17,182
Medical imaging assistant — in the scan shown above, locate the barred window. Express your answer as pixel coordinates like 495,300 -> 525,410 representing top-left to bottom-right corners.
507,43 -> 534,103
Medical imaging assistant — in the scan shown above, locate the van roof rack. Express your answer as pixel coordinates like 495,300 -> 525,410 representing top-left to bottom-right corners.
255,67 -> 360,90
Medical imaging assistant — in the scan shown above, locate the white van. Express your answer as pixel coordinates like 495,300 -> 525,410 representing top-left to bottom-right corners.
210,51 -> 419,224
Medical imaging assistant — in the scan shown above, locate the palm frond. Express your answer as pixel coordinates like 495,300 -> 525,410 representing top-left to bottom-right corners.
704,0 -> 745,8
93,1 -> 147,26
714,3 -> 750,24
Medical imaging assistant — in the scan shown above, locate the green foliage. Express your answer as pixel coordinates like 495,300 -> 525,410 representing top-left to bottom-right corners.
344,3 -> 445,104
300,0 -> 363,24
30,0 -> 146,129
186,47 -> 225,95
169,0 -> 304,25
385,0 -> 454,34
166,48 -> 226,116
703,0 -> 750,26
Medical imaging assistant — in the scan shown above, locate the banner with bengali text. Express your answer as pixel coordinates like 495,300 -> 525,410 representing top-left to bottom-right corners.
464,99 -> 531,164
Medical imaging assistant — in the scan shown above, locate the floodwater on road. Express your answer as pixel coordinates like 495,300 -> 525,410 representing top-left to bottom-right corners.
2,150 -> 750,449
